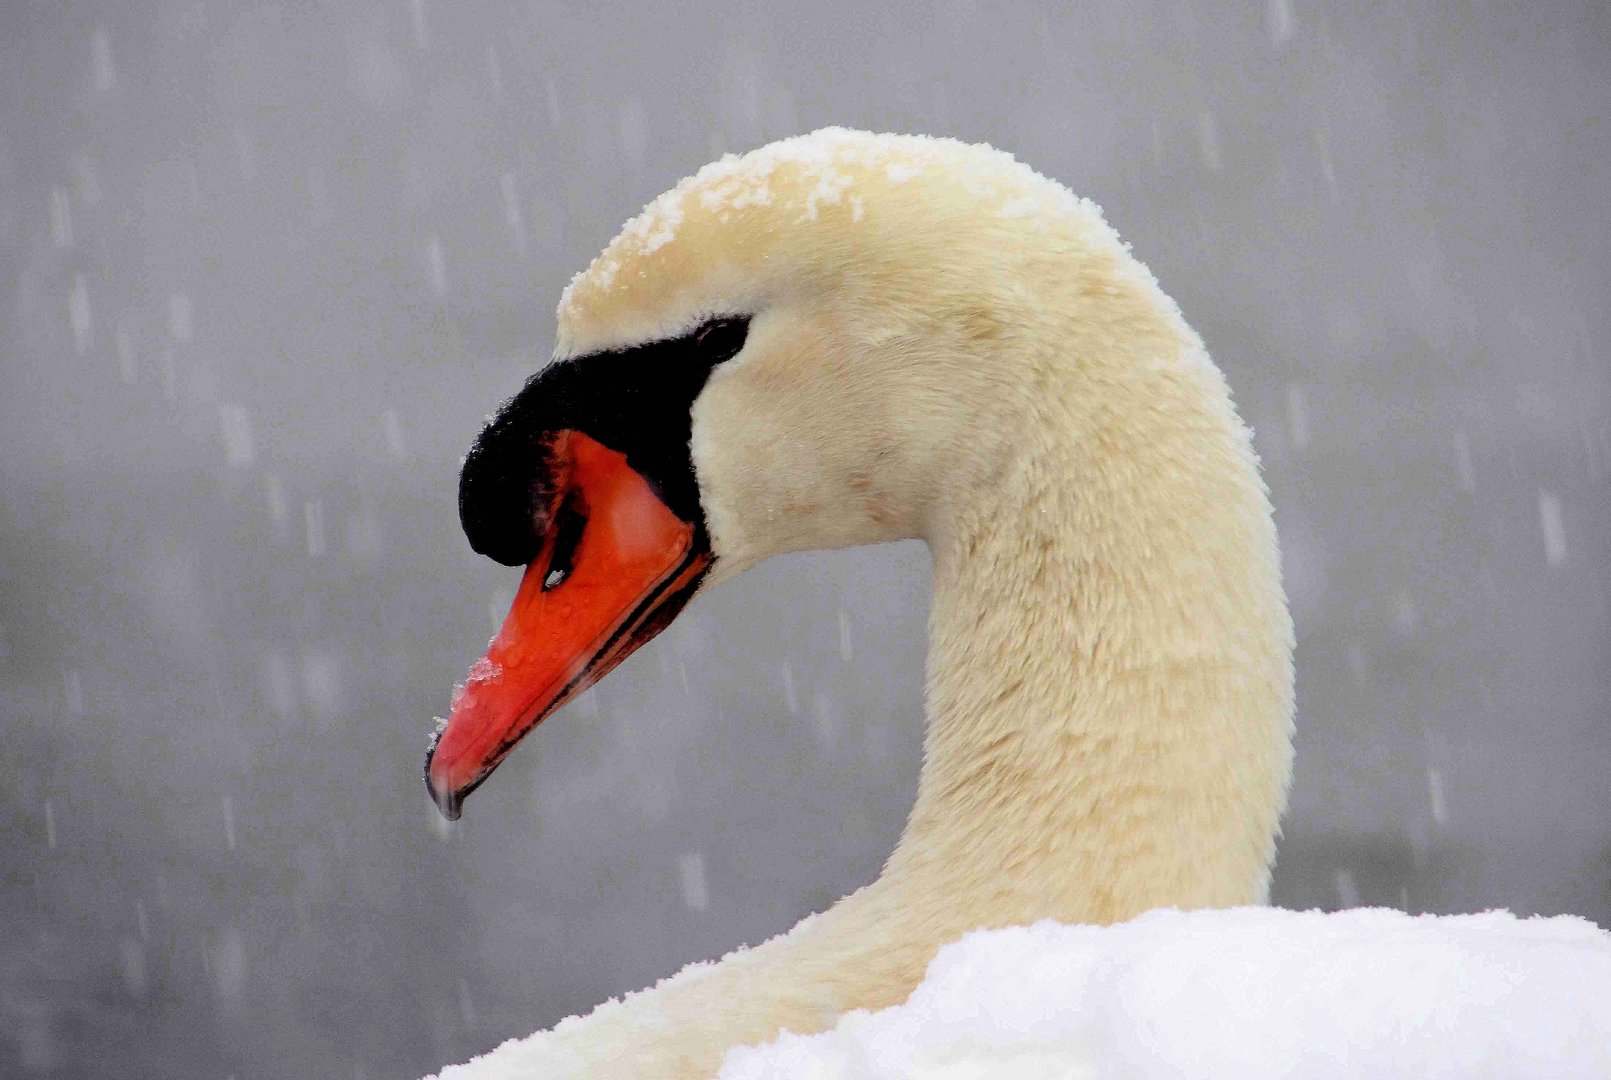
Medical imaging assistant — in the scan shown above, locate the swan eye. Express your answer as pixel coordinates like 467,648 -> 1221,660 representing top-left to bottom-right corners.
542,490 -> 587,591
691,317 -> 749,363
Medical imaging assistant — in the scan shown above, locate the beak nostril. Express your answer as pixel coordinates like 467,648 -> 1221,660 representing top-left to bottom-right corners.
542,489 -> 588,592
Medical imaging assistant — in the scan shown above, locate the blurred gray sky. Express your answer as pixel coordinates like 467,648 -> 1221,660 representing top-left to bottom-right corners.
2,2 -> 1608,1077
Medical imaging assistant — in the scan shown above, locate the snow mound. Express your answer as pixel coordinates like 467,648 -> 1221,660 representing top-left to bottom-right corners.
717,906 -> 1611,1080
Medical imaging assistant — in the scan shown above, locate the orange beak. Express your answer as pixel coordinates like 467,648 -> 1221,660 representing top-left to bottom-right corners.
424,430 -> 710,819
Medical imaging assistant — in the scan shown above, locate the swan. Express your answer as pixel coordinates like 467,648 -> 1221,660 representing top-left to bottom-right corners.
424,128 -> 1295,1079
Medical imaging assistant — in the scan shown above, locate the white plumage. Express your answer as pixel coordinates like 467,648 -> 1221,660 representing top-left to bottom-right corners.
432,129 -> 1294,1079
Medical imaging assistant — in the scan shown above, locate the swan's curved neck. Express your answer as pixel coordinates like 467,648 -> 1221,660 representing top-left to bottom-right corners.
888,341 -> 1293,926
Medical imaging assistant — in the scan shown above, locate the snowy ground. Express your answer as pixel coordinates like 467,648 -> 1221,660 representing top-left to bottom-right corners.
716,907 -> 1611,1080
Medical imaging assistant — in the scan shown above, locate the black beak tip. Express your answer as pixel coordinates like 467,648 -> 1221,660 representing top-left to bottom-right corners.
422,736 -> 465,821
424,771 -> 464,822
434,790 -> 464,822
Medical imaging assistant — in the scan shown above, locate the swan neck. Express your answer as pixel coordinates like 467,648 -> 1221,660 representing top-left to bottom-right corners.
890,349 -> 1294,926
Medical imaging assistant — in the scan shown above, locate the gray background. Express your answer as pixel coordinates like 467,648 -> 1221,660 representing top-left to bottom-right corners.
3,2 -> 1608,1077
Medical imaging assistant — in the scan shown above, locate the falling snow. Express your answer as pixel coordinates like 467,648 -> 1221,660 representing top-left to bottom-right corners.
91,25 -> 115,91
410,0 -> 430,51
304,499 -> 326,558
300,651 -> 343,717
618,99 -> 648,171
114,317 -> 137,382
262,473 -> 288,527
678,852 -> 709,911
1386,591 -> 1418,636
780,662 -> 799,715
73,152 -> 103,206
211,928 -> 247,1004
233,128 -> 258,180
218,403 -> 255,467
499,173 -> 526,258
425,235 -> 448,295
158,348 -> 177,399
1197,110 -> 1223,173
63,667 -> 85,715
221,796 -> 237,851
1334,869 -> 1361,908
120,939 -> 147,997
168,291 -> 193,343
813,692 -> 837,749
68,274 -> 92,354
1267,0 -> 1293,46
49,187 -> 72,247
1426,768 -> 1448,826
1538,490 -> 1567,566
261,650 -> 295,717
485,45 -> 505,103
1286,383 -> 1310,450
1452,429 -> 1476,492
382,408 -> 408,459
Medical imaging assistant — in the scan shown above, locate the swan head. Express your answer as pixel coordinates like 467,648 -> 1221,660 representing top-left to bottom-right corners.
426,129 -> 1192,818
